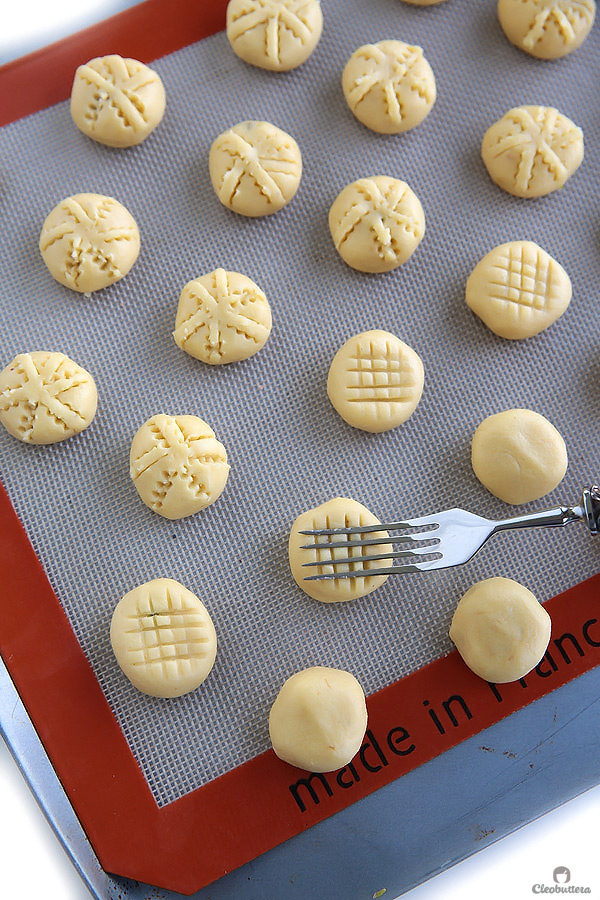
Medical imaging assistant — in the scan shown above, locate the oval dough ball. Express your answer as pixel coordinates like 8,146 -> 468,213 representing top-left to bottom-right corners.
110,578 -> 217,698
70,54 -> 166,147
39,193 -> 140,293
269,666 -> 368,772
289,497 -> 393,603
329,176 -> 425,273
173,268 -> 272,364
209,120 -> 302,217
342,41 -> 436,134
466,241 -> 572,339
130,414 -> 230,519
0,351 -> 97,444
497,0 -> 595,60
481,105 -> 584,199
449,577 -> 551,683
327,329 -> 424,432
471,408 -> 568,505
226,0 -> 323,71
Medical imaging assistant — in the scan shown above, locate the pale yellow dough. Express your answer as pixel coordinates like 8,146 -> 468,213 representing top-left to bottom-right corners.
471,408 -> 568,505
329,176 -> 425,272
226,0 -> 323,71
343,41 -> 436,134
269,666 -> 368,772
174,268 -> 272,364
497,0 -> 596,60
110,578 -> 217,698
449,577 -> 551,683
209,120 -> 302,217
481,105 -> 584,199
130,414 -> 229,519
327,330 -> 424,432
70,54 -> 166,147
39,193 -> 140,293
289,497 -> 393,603
0,351 -> 97,445
466,241 -> 572,339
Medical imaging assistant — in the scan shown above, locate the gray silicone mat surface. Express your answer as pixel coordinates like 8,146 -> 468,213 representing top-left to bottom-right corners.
0,0 -> 598,808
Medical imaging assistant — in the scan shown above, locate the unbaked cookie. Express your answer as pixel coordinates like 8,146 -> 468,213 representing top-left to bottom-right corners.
481,105 -> 584,198
329,176 -> 425,272
130,414 -> 229,519
471,408 -> 568,504
497,0 -> 595,60
39,193 -> 140,293
0,351 -> 97,444
466,241 -> 572,339
449,577 -> 551,683
327,329 -> 424,432
209,120 -> 302,217
110,578 -> 217,698
173,268 -> 272,364
289,497 -> 393,603
226,0 -> 323,71
269,666 -> 368,772
342,40 -> 436,134
70,54 -> 166,147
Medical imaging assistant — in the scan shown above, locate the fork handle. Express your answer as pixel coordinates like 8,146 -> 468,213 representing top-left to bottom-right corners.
491,486 -> 600,537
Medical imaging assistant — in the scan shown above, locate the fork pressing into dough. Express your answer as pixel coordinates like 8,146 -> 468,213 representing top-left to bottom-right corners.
300,485 -> 600,580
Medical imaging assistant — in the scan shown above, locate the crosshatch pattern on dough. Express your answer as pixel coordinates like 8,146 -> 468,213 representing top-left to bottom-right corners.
226,0 -> 323,71
498,0 -> 596,59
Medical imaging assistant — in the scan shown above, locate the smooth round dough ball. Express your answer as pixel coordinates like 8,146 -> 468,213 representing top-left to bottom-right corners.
209,120 -> 302,217
289,497 -> 393,603
39,193 -> 140,293
269,667 -> 368,772
466,241 -> 572,339
0,351 -> 97,444
497,0 -> 595,60
173,268 -> 272,364
70,54 -> 166,147
328,329 -> 424,432
471,408 -> 568,505
449,577 -> 551,683
226,0 -> 323,71
481,105 -> 584,199
130,414 -> 230,519
110,578 -> 217,698
329,176 -> 425,272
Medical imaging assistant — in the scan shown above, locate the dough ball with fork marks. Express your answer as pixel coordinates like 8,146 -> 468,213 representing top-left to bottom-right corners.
497,0 -> 596,60
0,351 -> 97,444
226,0 -> 323,71
110,578 -> 217,698
39,193 -> 140,293
130,414 -> 230,519
209,120 -> 302,217
329,176 -> 425,272
70,54 -> 166,147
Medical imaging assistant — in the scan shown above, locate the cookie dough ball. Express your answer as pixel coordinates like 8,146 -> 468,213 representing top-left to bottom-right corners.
0,351 -> 97,444
39,193 -> 140,293
342,41 -> 436,134
327,329 -> 424,432
269,667 -> 368,771
466,241 -> 572,339
226,0 -> 323,71
70,54 -> 166,147
471,408 -> 568,505
209,120 -> 302,217
498,0 -> 596,60
110,578 -> 217,698
450,577 -> 551,683
130,414 -> 229,519
329,176 -> 425,273
173,268 -> 272,364
289,497 -> 393,603
481,105 -> 584,199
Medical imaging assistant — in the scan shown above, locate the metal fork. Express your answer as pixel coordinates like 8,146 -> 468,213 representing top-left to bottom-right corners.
300,485 -> 600,580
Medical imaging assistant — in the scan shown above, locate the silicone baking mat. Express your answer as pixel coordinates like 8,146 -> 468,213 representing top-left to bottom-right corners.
0,0 -> 599,895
